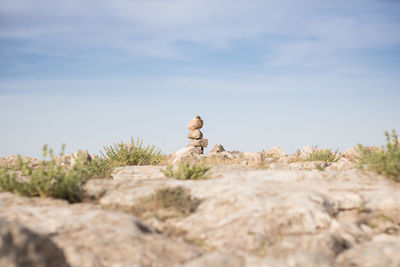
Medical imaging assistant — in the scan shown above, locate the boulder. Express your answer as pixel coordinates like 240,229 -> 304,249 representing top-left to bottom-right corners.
240,152 -> 262,166
336,234 -> 400,267
343,147 -> 360,162
187,130 -> 203,140
210,144 -> 225,153
0,193 -> 202,267
170,146 -> 203,164
298,146 -> 315,160
0,218 -> 69,267
83,166 -> 400,265
188,116 -> 203,131
181,251 -> 244,267
266,146 -> 286,159
0,155 -> 41,169
326,158 -> 357,171
188,139 -> 208,148
61,150 -> 92,167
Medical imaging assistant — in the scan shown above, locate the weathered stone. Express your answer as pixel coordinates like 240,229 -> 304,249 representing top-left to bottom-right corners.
3,151 -> 400,267
0,218 -> 69,267
343,147 -> 360,162
336,234 -> 400,267
205,151 -> 241,164
181,251 -> 244,267
187,130 -> 203,140
266,146 -> 286,159
0,155 -> 41,169
240,152 -> 262,167
81,166 -> 400,266
210,144 -> 225,153
61,150 -> 92,167
298,145 -> 315,160
188,138 -> 208,148
169,146 -> 203,164
0,193 -> 202,267
326,158 -> 357,171
188,115 -> 203,130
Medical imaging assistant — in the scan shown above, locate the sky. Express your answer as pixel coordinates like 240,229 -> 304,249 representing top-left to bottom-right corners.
0,0 -> 399,158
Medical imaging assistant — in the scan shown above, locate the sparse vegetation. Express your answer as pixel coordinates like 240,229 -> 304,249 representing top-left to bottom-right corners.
315,163 -> 325,171
358,130 -> 400,182
102,137 -> 163,166
0,138 -> 164,202
306,148 -> 338,162
0,145 -> 112,203
162,161 -> 210,180
132,186 -> 202,221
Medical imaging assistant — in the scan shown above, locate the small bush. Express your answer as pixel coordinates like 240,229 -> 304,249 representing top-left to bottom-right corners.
358,130 -> 400,182
306,148 -> 338,162
0,145 -> 112,203
133,186 -> 202,221
102,137 -> 163,166
162,162 -> 210,180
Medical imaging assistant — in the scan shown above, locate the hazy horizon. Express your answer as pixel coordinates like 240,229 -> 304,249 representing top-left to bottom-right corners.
1,0 -> 399,158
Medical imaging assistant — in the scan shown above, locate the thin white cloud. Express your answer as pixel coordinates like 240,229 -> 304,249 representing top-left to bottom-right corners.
1,0 -> 399,65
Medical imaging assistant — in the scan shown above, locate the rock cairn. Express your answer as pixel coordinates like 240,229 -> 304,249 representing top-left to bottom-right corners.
187,115 -> 208,153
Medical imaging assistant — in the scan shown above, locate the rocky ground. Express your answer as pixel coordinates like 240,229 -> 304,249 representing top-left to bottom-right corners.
1,147 -> 400,267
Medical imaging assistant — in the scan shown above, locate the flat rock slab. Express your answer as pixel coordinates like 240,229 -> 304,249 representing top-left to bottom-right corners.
0,192 -> 202,267
85,166 -> 400,266
2,166 -> 400,266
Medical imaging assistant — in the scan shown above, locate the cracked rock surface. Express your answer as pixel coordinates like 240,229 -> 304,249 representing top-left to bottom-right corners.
1,166 -> 400,266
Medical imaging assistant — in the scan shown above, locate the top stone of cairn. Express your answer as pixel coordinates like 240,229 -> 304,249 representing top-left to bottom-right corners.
187,115 -> 203,130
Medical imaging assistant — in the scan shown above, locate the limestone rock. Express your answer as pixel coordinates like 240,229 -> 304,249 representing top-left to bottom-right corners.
0,193 -> 202,267
0,155 -> 41,169
240,152 -> 262,166
298,146 -> 315,160
326,158 -> 357,171
0,218 -> 69,267
205,151 -> 241,164
187,130 -> 203,140
336,234 -> 400,267
343,147 -> 360,162
170,146 -> 203,164
188,115 -> 203,130
210,144 -> 225,153
266,146 -> 286,159
80,166 -> 400,266
181,251 -> 244,267
61,150 -> 92,167
188,138 -> 208,148
3,158 -> 400,266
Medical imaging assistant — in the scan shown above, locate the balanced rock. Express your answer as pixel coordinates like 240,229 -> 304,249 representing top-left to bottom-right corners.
210,144 -> 225,153
187,129 -> 203,140
188,115 -> 203,130
189,138 -> 208,148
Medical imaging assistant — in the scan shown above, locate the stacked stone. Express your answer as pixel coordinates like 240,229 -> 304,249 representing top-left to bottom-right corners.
187,115 -> 208,153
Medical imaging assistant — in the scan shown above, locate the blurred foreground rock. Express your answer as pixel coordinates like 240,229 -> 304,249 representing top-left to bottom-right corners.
0,219 -> 69,267
84,166 -> 400,266
1,149 -> 400,266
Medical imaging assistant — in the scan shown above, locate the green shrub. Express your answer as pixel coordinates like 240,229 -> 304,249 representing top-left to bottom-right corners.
0,145 -> 112,203
101,137 -> 163,166
162,162 -> 210,180
306,148 -> 338,162
358,130 -> 400,182
84,157 -> 112,179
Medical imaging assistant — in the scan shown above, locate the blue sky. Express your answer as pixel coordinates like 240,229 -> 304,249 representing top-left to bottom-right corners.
0,0 -> 399,157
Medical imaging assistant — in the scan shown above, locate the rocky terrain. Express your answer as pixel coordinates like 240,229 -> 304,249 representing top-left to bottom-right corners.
1,147 -> 400,267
